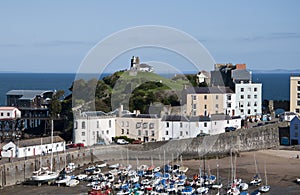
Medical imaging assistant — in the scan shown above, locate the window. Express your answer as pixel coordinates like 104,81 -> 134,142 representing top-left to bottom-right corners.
227,120 -> 229,124
227,103 -> 231,108
107,130 -> 109,134
254,102 -> 257,107
143,123 -> 148,129
97,121 -> 99,128
241,109 -> 244,113
149,123 -> 154,129
193,111 -> 197,116
121,121 -> 124,127
166,122 -> 169,128
126,121 -> 129,127
180,131 -> 183,136
247,102 -> 251,107
127,129 -> 129,134
298,86 -> 300,91
204,105 -> 207,109
296,109 -> 300,113
138,130 -> 141,136
295,131 -> 298,138
109,120 -> 112,128
166,131 -> 169,135
295,124 -> 298,130
248,110 -> 251,115
254,87 -> 257,92
102,130 -> 104,134
241,95 -> 244,99
247,95 -> 251,99
0,112 -> 3,116
227,95 -> 231,101
193,104 -> 197,109
204,122 -> 207,127
254,109 -> 257,113
180,122 -> 183,128
136,122 -> 141,128
93,131 -> 95,136
241,88 -> 244,92
216,95 -> 219,100
204,95 -> 207,100
82,121 -> 86,129
186,131 -> 188,135
74,121 -> 78,129
145,130 -> 148,136
298,100 -> 300,106
216,104 -> 219,108
82,132 -> 85,136
193,95 -> 196,100
151,131 -> 155,136
121,129 -> 124,134
254,94 -> 257,99
7,113 -> 10,117
298,93 -> 300,99
298,81 -> 300,85
248,87 -> 251,92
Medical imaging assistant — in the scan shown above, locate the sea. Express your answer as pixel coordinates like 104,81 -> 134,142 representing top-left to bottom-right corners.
0,72 -> 292,106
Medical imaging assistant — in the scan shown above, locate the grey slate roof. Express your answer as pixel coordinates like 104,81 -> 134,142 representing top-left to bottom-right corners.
184,87 -> 234,94
161,115 -> 189,122
6,90 -> 53,100
231,69 -> 251,81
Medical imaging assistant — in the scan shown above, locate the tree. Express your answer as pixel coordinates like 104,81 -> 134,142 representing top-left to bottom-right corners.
50,90 -> 65,118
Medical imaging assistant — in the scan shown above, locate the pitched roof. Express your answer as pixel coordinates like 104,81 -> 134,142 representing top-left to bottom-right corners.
6,90 -> 53,100
161,115 -> 189,121
17,136 -> 65,147
231,69 -> 251,81
185,87 -> 234,94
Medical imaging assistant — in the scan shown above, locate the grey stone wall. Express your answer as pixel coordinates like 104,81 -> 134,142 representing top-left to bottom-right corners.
0,122 -> 282,187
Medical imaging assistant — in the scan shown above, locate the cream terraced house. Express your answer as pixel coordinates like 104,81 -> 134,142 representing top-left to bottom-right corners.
185,87 -> 236,117
115,114 -> 161,142
290,75 -> 300,115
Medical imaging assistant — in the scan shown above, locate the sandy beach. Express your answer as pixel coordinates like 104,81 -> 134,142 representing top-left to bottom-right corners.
1,149 -> 300,195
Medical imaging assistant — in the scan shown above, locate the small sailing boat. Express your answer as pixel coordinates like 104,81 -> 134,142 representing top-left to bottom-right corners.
259,162 -> 270,193
31,120 -> 59,183
250,153 -> 262,186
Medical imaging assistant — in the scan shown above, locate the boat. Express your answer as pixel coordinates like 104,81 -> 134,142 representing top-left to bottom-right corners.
109,163 -> 119,169
31,121 -> 60,183
56,174 -> 72,186
96,162 -> 107,168
239,182 -> 249,191
179,166 -> 189,173
196,186 -> 209,194
259,162 -> 270,193
65,162 -> 76,173
296,178 -> 300,184
250,153 -> 262,186
66,178 -> 79,187
31,167 -> 60,182
181,186 -> 195,194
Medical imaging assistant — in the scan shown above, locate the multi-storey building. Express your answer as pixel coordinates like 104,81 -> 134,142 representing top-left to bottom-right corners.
290,75 -> 300,115
185,87 -> 236,117
116,114 -> 161,142
73,111 -> 116,146
235,82 -> 262,117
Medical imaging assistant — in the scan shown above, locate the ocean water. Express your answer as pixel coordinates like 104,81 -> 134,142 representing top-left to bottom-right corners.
0,72 -> 291,106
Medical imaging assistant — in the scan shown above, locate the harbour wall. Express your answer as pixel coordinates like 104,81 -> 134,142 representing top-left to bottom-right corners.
0,122 -> 284,187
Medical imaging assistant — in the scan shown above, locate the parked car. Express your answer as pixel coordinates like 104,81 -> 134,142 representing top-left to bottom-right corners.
225,127 -> 236,132
116,139 -> 129,145
132,140 -> 143,144
197,133 -> 209,137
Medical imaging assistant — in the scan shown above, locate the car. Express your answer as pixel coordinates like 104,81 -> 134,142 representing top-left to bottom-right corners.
116,139 -> 129,145
132,140 -> 143,144
225,127 -> 237,132
197,133 -> 209,137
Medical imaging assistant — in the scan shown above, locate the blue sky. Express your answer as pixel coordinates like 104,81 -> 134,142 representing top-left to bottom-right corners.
0,0 -> 299,73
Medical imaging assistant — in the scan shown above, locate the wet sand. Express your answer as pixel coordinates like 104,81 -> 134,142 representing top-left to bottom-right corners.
1,149 -> 300,195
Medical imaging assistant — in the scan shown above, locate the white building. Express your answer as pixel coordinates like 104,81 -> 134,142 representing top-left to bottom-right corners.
0,106 -> 21,120
280,112 -> 298,122
0,136 -> 65,158
161,115 -> 242,141
235,82 -> 262,117
73,111 -> 116,146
